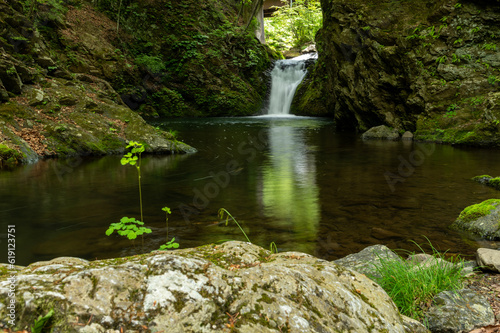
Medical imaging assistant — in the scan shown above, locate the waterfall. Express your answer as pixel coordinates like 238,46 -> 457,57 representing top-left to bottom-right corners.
267,53 -> 317,115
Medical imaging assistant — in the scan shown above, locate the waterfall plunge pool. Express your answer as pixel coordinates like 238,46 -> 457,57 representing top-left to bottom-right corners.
1,115 -> 500,265
1,55 -> 498,265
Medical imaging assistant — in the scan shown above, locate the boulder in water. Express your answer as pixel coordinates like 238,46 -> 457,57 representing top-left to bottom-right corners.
361,125 -> 400,140
450,199 -> 500,239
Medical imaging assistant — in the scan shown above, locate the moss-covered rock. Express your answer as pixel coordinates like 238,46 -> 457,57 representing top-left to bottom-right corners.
0,74 -> 195,166
0,143 -> 24,167
80,0 -> 273,117
451,199 -> 500,239
472,175 -> 500,190
294,0 -> 500,144
0,0 -> 201,166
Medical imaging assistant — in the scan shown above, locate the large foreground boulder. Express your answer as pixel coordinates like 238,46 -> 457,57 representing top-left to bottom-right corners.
0,242 -> 411,332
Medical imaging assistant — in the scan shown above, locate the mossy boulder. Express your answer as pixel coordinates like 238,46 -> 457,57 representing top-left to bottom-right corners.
451,199 -> 500,239
0,241 -> 415,332
472,175 -> 500,190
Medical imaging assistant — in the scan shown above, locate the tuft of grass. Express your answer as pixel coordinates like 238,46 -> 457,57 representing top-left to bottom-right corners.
368,239 -> 464,321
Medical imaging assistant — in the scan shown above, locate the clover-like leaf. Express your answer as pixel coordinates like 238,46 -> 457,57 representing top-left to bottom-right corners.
162,207 -> 171,214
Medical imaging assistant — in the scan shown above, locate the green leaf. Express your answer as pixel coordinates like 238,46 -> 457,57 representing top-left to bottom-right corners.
172,243 -> 180,248
105,228 -> 114,236
162,207 -> 171,213
31,308 -> 54,333
127,231 -> 137,240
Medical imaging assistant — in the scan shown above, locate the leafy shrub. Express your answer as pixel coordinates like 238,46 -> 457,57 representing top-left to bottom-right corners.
265,0 -> 322,51
135,54 -> 166,73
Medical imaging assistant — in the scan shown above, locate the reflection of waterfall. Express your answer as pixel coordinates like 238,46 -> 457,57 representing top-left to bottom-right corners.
258,123 -> 320,249
267,54 -> 316,115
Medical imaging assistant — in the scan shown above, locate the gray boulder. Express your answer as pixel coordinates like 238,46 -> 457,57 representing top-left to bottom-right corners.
361,125 -> 400,140
401,131 -> 414,141
425,289 -> 494,333
0,241 -> 410,333
450,199 -> 500,239
476,248 -> 500,273
402,315 -> 430,333
333,244 -> 402,278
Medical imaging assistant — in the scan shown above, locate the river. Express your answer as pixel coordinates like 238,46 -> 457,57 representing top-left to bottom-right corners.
1,115 -> 500,265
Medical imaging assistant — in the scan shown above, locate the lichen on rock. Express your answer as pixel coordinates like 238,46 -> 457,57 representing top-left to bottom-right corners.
0,241 -> 414,332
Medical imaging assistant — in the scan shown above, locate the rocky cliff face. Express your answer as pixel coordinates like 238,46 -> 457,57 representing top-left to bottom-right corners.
294,0 -> 500,146
0,0 -> 272,166
0,241 -> 417,332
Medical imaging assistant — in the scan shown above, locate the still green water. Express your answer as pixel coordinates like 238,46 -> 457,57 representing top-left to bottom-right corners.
1,116 -> 499,265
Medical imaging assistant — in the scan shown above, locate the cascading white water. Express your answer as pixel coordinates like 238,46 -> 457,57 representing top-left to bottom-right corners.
267,53 -> 317,115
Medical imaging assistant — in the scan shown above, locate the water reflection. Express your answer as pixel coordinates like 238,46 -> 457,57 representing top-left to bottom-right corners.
2,117 -> 500,265
258,124 -> 320,252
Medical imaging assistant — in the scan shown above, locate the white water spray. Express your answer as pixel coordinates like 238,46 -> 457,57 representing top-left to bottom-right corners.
267,54 -> 316,115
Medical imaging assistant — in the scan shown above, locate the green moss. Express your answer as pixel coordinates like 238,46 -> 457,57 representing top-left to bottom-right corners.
488,177 -> 500,190
472,175 -> 492,181
0,103 -> 28,120
257,293 -> 274,304
171,291 -> 186,312
458,199 -> 500,224
0,144 -> 24,167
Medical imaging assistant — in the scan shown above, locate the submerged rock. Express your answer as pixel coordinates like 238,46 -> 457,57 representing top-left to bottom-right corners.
450,199 -> 500,239
0,241 -> 411,332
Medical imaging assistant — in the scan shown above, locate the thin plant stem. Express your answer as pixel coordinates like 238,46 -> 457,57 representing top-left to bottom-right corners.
138,165 -> 143,222
218,208 -> 251,243
137,155 -> 143,246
